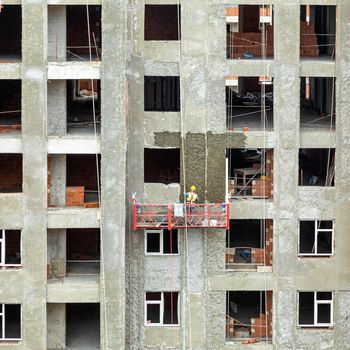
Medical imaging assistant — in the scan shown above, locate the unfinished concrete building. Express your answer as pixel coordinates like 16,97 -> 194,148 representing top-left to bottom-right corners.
0,1 -> 349,349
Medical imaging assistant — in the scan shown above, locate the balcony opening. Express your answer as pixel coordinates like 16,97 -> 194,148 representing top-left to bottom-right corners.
227,149 -> 273,199
300,77 -> 335,129
67,6 -> 101,61
144,76 -> 180,112
0,304 -> 21,341
299,148 -> 335,186
0,6 -> 21,62
298,292 -> 333,328
226,76 -> 273,131
226,291 -> 272,341
299,220 -> 334,257
144,148 -> 180,185
66,303 -> 100,348
0,80 -> 21,133
66,155 -> 101,207
300,6 -> 336,59
0,154 -> 22,193
226,220 -> 272,271
226,5 -> 273,60
67,229 -> 100,276
144,5 -> 180,41
0,230 -> 21,268
67,80 -> 101,134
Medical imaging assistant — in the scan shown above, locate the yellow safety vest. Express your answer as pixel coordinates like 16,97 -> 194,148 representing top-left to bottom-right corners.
187,192 -> 198,203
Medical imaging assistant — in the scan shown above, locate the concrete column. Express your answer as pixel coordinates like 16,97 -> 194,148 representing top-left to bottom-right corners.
48,6 -> 66,62
273,2 -> 300,348
47,229 -> 66,279
49,155 -> 66,207
22,1 -> 47,349
335,2 -> 350,348
48,81 -> 67,135
101,0 -> 127,348
47,303 -> 66,349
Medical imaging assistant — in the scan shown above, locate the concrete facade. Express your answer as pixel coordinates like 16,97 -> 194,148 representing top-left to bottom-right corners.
0,0 -> 349,350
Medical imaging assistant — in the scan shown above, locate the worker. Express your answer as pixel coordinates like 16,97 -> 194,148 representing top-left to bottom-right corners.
185,185 -> 198,204
185,185 -> 198,216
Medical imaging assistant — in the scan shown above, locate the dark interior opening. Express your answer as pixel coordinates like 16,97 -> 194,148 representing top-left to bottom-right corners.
299,292 -> 314,325
146,229 -> 178,254
226,291 -> 272,339
0,80 -> 21,131
0,6 -> 21,61
3,230 -> 21,265
300,6 -> 336,58
144,5 -> 180,41
299,149 -> 335,186
163,292 -> 178,324
144,76 -> 180,112
226,77 -> 273,130
3,304 -> 21,339
66,303 -> 100,348
226,220 -> 272,267
67,6 -> 101,61
144,148 -> 180,184
0,154 -> 22,193
66,154 -> 101,202
226,5 -> 274,59
66,229 -> 100,275
299,221 -> 333,255
67,80 -> 101,132
300,77 -> 335,129
227,149 -> 273,198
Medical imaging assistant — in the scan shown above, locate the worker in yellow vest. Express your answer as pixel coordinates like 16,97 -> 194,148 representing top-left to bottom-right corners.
185,186 -> 198,217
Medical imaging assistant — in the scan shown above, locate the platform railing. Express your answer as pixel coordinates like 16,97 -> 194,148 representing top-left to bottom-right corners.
133,203 -> 230,230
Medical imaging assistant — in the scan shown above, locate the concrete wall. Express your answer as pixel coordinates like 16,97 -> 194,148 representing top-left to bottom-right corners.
126,0 -> 350,349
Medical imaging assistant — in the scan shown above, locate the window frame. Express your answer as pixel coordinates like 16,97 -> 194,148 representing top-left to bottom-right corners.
144,291 -> 180,327
298,220 -> 334,257
0,229 -> 22,267
0,304 -> 22,341
298,291 -> 333,328
144,229 -> 179,256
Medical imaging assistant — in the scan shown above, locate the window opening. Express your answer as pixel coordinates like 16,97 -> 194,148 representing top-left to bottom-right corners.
226,76 -> 273,131
144,76 -> 180,112
299,220 -> 333,256
299,149 -> 335,186
226,5 -> 274,60
227,148 -> 273,199
144,5 -> 180,41
145,291 -> 179,326
144,148 -> 180,184
226,220 -> 272,271
145,229 -> 178,255
0,304 -> 21,340
298,291 -> 333,327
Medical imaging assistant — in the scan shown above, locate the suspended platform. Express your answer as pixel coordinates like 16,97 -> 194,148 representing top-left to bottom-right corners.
133,203 -> 230,230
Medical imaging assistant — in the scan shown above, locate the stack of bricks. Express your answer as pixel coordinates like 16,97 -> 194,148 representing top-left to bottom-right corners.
47,156 -> 52,207
84,201 -> 100,208
252,150 -> 274,198
226,315 -> 235,339
251,291 -> 273,338
265,219 -> 273,266
0,125 -> 21,132
300,22 -> 319,57
227,25 -> 274,59
66,186 -> 85,207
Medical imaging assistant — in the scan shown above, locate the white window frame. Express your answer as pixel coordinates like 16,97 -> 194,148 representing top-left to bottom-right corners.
0,229 -> 22,267
298,220 -> 334,257
144,229 -> 179,256
298,292 -> 333,328
144,292 -> 180,327
0,304 -> 22,341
